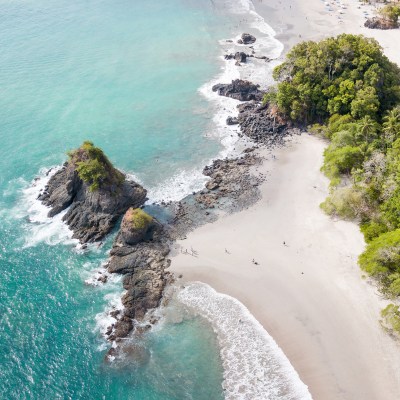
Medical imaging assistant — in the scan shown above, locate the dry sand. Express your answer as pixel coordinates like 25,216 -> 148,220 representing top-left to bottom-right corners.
170,1 -> 400,399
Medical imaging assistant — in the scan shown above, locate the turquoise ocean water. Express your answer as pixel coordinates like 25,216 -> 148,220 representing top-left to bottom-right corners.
0,0 -> 298,399
0,0 -> 237,398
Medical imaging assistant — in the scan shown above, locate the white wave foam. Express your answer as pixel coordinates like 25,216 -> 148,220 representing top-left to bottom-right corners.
142,0 -> 283,204
177,283 -> 312,400
11,167 -> 78,248
94,274 -> 124,347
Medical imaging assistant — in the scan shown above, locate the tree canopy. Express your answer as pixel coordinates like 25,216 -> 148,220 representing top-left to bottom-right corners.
270,34 -> 400,123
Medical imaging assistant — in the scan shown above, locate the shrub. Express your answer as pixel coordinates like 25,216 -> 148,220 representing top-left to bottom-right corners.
68,141 -> 124,192
321,186 -> 369,219
359,229 -> 400,294
381,304 -> 400,336
129,208 -> 153,231
360,220 -> 388,242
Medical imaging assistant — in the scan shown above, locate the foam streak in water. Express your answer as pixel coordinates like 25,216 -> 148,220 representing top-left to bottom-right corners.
177,283 -> 312,400
12,167 -> 78,248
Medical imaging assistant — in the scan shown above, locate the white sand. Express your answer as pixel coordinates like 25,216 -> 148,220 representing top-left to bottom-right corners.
170,1 -> 400,399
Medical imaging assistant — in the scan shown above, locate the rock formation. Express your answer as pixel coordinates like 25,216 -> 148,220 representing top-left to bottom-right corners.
212,79 -> 264,102
237,102 -> 297,145
365,17 -> 398,30
105,208 -> 172,341
38,141 -> 147,243
237,33 -> 256,45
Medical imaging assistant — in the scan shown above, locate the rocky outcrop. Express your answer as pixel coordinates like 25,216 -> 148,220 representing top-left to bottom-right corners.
237,102 -> 298,145
238,33 -> 256,45
105,209 -> 172,342
225,52 -> 248,63
120,208 -> 154,245
226,116 -> 239,125
212,79 -> 265,102
365,17 -> 398,30
38,142 -> 147,243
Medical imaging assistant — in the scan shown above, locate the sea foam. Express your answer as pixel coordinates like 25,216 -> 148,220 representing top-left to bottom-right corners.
11,167 -> 78,248
177,283 -> 313,400
144,0 -> 283,204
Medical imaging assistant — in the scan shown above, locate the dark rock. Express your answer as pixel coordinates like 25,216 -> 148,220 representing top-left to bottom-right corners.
365,17 -> 398,30
226,116 -> 239,125
237,102 -> 296,145
224,52 -> 247,63
212,79 -> 264,102
238,33 -> 256,45
120,208 -> 154,246
105,221 -> 172,340
39,144 -> 147,243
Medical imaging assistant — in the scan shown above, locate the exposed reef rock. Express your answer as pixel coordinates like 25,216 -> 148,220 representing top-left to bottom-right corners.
105,208 -> 172,342
237,102 -> 298,145
212,79 -> 265,102
364,17 -> 398,30
225,51 -> 248,63
38,141 -> 147,243
238,33 -> 256,45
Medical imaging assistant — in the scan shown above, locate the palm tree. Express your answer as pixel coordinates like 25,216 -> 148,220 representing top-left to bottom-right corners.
382,107 -> 400,145
355,115 -> 379,143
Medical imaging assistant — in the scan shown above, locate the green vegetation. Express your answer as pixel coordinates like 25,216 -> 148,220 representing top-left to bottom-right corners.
270,34 -> 400,123
268,34 -> 400,316
128,208 -> 153,231
381,304 -> 400,336
68,141 -> 124,191
378,4 -> 400,24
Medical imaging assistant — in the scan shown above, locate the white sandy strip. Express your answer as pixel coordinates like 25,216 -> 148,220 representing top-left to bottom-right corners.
178,282 -> 312,400
170,134 -> 400,400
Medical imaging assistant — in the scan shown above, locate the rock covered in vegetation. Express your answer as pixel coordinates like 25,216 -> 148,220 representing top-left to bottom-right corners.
364,17 -> 398,30
238,33 -> 256,45
120,208 -> 154,245
38,141 -> 147,243
212,79 -> 264,102
106,209 -> 172,341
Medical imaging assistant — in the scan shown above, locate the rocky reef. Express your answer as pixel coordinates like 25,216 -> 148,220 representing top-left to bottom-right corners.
38,141 -> 147,243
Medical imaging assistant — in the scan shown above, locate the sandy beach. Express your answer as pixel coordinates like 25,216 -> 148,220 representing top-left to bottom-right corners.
170,0 -> 400,399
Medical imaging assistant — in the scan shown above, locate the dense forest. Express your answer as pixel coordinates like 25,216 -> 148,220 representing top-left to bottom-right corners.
267,34 -> 400,335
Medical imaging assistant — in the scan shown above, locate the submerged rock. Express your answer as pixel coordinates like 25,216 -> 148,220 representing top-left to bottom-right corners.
212,79 -> 264,102
38,141 -> 146,243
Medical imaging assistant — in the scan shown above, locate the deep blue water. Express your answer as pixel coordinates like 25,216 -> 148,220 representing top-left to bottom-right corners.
0,0 -> 240,398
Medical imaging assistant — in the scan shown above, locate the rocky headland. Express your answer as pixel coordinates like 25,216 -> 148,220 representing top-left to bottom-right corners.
36,34 -> 297,356
38,141 -> 147,243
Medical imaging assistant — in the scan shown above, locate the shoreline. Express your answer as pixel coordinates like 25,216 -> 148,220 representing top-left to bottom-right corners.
170,0 -> 400,399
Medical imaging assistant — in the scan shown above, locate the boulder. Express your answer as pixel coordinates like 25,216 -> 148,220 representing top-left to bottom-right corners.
364,17 -> 398,30
238,33 -> 256,45
120,208 -> 154,246
226,116 -> 239,125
